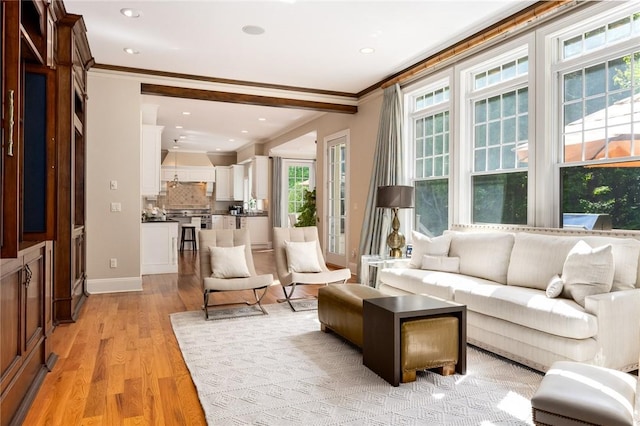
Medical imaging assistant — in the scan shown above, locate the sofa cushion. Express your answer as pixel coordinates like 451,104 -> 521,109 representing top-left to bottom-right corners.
421,255 -> 460,273
454,284 -> 598,339
561,241 -> 614,307
581,236 -> 640,291
446,231 -> 515,284
408,231 -> 452,269
379,267 -> 500,302
507,233 -> 579,290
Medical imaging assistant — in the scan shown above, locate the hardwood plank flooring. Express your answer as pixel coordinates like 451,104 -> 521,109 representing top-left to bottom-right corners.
24,249 -> 326,425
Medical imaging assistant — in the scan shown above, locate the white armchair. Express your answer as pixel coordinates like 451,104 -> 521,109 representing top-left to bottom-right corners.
199,229 -> 273,319
273,226 -> 351,311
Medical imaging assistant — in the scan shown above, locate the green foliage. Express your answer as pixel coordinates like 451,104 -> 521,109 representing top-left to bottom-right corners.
562,166 -> 640,229
295,189 -> 317,227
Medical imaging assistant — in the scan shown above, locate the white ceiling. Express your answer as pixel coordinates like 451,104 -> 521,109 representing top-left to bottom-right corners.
65,0 -> 534,155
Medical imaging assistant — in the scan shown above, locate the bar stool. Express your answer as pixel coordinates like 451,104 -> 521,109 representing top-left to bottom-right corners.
180,224 -> 197,251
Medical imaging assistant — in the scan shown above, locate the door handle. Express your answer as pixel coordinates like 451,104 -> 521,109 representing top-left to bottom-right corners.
7,90 -> 14,156
24,264 -> 33,288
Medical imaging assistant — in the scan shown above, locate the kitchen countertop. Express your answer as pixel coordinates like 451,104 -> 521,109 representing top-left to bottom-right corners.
141,219 -> 179,223
211,212 -> 268,217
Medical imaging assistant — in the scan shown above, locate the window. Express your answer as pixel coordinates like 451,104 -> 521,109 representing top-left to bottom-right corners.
410,82 -> 450,236
557,9 -> 640,229
469,52 -> 529,225
287,165 -> 311,214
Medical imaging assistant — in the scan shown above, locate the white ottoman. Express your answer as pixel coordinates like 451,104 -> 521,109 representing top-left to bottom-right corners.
531,361 -> 637,426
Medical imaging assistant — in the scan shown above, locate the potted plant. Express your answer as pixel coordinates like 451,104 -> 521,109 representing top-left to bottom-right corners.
295,188 -> 317,227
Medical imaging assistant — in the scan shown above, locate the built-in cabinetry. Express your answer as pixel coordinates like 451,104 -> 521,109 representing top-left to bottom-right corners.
250,156 -> 269,200
162,166 -> 215,195
141,125 -> 163,196
141,221 -> 178,274
53,10 -> 93,324
0,1 -> 93,424
215,165 -> 244,201
211,215 -> 226,230
0,242 -> 54,426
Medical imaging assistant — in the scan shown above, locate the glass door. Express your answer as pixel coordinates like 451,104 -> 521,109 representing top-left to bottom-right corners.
325,130 -> 349,267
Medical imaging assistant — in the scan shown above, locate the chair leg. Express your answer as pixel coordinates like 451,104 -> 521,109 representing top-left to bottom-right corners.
281,283 -> 298,311
203,291 -> 210,320
252,288 -> 269,315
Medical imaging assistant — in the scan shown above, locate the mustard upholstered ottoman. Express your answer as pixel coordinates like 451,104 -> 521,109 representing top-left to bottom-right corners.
401,316 -> 459,383
317,284 -> 386,347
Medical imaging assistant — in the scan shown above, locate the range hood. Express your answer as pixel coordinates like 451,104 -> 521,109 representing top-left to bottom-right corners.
162,151 -> 215,168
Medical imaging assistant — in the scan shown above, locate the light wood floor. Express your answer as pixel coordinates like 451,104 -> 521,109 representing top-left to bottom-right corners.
24,249 -> 325,425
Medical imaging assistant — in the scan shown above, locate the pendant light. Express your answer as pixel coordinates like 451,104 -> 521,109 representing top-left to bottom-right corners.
170,140 -> 180,188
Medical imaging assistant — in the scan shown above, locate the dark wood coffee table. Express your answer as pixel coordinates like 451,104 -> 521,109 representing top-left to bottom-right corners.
362,295 -> 466,386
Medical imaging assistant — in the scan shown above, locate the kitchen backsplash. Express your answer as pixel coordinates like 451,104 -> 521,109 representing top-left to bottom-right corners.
161,182 -> 209,207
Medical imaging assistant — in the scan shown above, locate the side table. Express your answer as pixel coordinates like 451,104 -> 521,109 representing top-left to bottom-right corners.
360,255 -> 410,288
363,295 -> 466,386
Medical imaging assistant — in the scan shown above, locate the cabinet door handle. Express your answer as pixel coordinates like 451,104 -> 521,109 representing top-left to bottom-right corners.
24,264 -> 33,288
7,90 -> 14,156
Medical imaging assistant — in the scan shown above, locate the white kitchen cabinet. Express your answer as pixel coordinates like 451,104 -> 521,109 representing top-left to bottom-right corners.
141,125 -> 164,196
215,166 -> 232,200
232,164 -> 244,201
141,221 -> 178,274
250,156 -> 269,200
211,215 -> 225,230
224,216 -> 237,229
243,216 -> 271,248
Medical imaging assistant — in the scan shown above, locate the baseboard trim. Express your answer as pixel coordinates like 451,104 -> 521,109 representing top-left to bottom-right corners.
86,276 -> 143,294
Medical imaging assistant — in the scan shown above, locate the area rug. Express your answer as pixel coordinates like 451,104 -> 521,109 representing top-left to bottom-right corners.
170,303 -> 543,425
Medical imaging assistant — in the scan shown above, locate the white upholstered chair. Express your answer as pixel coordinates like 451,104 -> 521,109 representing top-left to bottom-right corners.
199,229 -> 273,319
273,226 -> 351,311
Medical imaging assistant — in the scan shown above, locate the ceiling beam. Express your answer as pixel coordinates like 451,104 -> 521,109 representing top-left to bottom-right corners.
141,83 -> 358,114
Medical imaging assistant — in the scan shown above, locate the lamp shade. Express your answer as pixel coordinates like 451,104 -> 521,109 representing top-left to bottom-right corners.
376,185 -> 414,208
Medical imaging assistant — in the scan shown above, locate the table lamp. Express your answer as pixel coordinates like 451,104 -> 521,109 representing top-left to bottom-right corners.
376,185 -> 414,258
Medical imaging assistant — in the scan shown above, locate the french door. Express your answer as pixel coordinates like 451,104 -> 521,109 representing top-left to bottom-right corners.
324,130 -> 349,267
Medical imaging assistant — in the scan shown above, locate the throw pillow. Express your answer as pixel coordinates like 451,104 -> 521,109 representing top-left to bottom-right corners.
284,240 -> 322,273
561,240 -> 614,307
209,245 -> 251,279
421,255 -> 460,273
408,231 -> 452,269
545,274 -> 564,298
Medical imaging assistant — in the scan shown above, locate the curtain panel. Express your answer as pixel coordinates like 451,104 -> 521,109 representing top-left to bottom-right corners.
271,156 -> 284,228
358,84 -> 405,280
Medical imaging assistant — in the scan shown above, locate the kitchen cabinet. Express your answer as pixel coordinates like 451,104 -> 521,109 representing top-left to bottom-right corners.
224,216 -> 237,229
141,222 -> 179,274
250,156 -> 269,200
232,164 -> 245,201
211,215 -> 226,230
215,165 -> 244,201
215,166 -> 232,200
141,125 -> 163,196
161,167 -> 215,183
241,216 -> 271,248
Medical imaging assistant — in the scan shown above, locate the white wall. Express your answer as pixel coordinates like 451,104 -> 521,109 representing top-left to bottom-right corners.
86,72 -> 143,293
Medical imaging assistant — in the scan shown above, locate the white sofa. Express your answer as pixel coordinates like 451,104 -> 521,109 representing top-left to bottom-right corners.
378,224 -> 640,373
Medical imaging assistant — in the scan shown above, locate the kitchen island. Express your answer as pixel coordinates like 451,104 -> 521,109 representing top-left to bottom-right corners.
141,219 -> 179,274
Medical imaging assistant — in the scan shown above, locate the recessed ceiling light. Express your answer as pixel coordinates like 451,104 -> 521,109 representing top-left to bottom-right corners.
216,148 -> 221,151
241,130 -> 248,134
175,125 -> 183,129
359,47 -> 375,54
123,47 -> 139,55
120,8 -> 141,18
258,117 -> 266,121
173,145 -> 179,149
179,135 -> 186,139
228,139 -> 235,142
242,25 -> 265,36
182,111 -> 191,116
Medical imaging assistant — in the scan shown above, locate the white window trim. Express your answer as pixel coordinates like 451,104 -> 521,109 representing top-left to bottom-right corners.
456,33 -> 535,226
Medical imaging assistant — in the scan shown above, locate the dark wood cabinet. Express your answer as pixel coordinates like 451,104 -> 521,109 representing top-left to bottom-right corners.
1,0 -> 92,423
0,242 -> 54,426
53,11 -> 92,323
